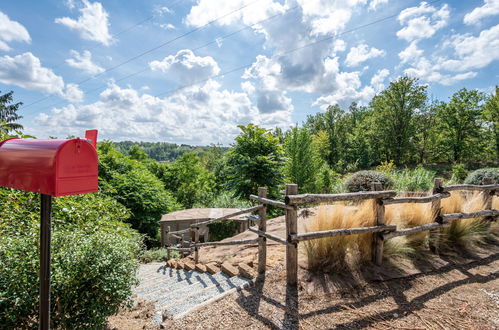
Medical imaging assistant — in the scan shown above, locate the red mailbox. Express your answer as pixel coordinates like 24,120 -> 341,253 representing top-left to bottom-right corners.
0,136 -> 98,196
0,129 -> 98,330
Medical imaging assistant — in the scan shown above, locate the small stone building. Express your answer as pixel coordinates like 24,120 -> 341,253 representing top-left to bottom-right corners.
159,208 -> 251,247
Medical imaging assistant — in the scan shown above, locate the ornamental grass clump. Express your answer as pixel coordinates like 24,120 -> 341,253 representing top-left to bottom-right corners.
464,168 -> 499,185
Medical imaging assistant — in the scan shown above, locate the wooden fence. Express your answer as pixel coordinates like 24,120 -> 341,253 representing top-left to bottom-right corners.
163,179 -> 499,288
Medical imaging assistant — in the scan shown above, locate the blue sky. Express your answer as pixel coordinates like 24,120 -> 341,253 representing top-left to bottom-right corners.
0,0 -> 498,144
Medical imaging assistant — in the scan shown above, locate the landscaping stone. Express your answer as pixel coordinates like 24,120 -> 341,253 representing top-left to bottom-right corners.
195,264 -> 207,273
238,263 -> 256,279
206,263 -> 220,274
221,262 -> 238,277
184,262 -> 196,271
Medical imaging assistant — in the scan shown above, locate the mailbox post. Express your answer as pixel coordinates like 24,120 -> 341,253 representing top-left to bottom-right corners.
0,130 -> 99,329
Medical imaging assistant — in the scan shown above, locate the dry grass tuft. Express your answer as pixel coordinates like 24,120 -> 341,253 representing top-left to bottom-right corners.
303,190 -> 498,272
303,201 -> 375,271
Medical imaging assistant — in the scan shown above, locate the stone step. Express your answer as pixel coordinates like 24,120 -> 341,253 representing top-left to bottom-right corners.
135,269 -> 216,296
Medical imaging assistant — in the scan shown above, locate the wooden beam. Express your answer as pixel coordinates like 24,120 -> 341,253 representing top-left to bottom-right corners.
190,205 -> 263,227
440,209 -> 499,222
193,238 -> 261,247
371,182 -> 385,266
383,222 -> 448,240
257,187 -> 267,274
285,184 -> 298,288
249,194 -> 294,210
442,184 -> 499,192
291,224 -> 396,243
248,226 -> 290,246
285,190 -> 397,205
381,192 -> 450,205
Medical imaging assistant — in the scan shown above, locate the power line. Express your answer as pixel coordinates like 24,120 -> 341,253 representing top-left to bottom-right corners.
24,3 -> 300,113
20,0 -> 264,110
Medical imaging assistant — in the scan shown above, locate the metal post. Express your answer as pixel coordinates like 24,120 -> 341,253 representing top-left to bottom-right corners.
40,194 -> 52,330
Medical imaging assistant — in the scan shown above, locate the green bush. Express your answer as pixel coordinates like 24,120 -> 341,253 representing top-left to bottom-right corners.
208,220 -> 240,241
139,248 -> 179,263
344,170 -> 393,192
0,190 -> 141,329
464,168 -> 499,185
450,164 -> 468,183
391,167 -> 436,192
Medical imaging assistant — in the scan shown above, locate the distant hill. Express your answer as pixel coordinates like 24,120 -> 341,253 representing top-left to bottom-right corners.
113,141 -> 226,162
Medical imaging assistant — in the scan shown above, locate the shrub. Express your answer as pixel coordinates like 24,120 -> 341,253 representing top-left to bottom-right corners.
450,164 -> 468,183
344,170 -> 393,192
391,166 -> 435,192
464,168 -> 499,185
207,220 -> 240,241
139,248 -> 179,263
376,160 -> 396,173
0,190 -> 141,329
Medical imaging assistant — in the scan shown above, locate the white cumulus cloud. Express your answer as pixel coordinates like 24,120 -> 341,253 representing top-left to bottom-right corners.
149,49 -> 221,85
397,2 -> 449,42
55,0 -> 112,46
398,41 -> 423,64
345,43 -> 385,67
369,0 -> 389,11
65,50 -> 104,75
0,52 -> 83,101
34,81 -> 291,143
464,0 -> 499,25
0,11 -> 31,51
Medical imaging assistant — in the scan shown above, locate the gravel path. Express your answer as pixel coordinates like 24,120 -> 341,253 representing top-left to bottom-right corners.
134,262 -> 253,324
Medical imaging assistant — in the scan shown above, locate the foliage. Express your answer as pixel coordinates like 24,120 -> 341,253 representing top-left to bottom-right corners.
114,141 -> 218,162
436,88 -> 486,163
226,124 -> 285,198
283,126 -> 322,193
450,164 -> 468,183
193,190 -> 251,209
344,170 -> 394,192
483,86 -> 499,159
207,221 -> 240,242
0,91 -> 23,135
139,248 -> 179,263
369,76 -> 427,165
376,160 -> 396,173
464,168 -> 499,185
161,152 -> 215,208
391,166 -> 435,192
0,190 -> 141,329
98,142 -> 180,241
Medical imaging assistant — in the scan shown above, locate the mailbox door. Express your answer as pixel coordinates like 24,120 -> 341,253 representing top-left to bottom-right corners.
55,139 -> 98,196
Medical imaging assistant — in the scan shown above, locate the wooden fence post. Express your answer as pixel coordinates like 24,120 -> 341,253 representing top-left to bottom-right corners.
429,178 -> 443,253
482,178 -> 495,224
371,182 -> 385,265
285,184 -> 298,287
166,225 -> 171,260
257,187 -> 268,274
193,226 -> 200,264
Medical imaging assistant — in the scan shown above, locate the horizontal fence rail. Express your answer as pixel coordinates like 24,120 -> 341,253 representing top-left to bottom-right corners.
285,190 -> 397,205
249,194 -> 294,210
442,184 -> 499,192
290,225 -> 397,243
248,226 -> 291,245
440,209 -> 499,222
193,238 -> 261,247
190,205 -> 263,228
381,192 -> 450,205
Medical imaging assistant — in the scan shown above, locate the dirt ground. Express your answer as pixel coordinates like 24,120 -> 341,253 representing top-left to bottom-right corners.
108,241 -> 499,329
108,209 -> 499,329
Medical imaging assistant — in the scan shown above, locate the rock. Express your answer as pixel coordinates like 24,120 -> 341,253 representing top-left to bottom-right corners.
221,262 -> 238,277
184,261 -> 196,271
167,259 -> 175,268
238,263 -> 256,279
175,260 -> 184,269
205,263 -> 220,274
195,264 -> 207,273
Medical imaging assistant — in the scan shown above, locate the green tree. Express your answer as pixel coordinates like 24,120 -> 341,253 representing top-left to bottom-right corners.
284,126 -> 322,192
98,142 -> 180,242
226,124 -> 284,197
483,86 -> 499,160
0,91 -> 23,134
436,88 -> 486,163
413,99 -> 439,163
370,76 -> 427,165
